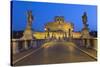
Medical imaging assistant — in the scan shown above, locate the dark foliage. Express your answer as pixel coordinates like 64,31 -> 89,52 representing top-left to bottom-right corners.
11,31 -> 24,39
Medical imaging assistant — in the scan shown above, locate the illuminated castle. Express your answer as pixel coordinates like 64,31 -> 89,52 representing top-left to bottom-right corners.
33,16 -> 81,39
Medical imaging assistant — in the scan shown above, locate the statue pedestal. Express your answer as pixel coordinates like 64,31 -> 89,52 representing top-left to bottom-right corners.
81,28 -> 90,48
21,26 -> 34,49
22,27 -> 33,40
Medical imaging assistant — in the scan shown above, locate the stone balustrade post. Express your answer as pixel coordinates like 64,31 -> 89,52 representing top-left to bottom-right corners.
30,40 -> 33,48
94,39 -> 97,51
12,39 -> 19,54
86,39 -> 90,48
24,40 -> 28,50
32,40 -> 37,48
82,38 -> 86,46
88,38 -> 97,49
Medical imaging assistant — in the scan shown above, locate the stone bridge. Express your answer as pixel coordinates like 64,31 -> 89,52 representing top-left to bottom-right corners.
11,38 -> 97,55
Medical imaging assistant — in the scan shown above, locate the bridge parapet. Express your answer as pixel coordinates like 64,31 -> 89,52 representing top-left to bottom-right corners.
11,39 -> 46,55
72,38 -> 97,51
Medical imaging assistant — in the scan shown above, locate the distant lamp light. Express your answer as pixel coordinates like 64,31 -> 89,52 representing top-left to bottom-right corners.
44,28 -> 47,31
45,45 -> 49,48
42,44 -> 49,48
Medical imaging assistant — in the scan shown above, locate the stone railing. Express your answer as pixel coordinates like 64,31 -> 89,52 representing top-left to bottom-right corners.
72,38 -> 97,51
11,38 -> 97,55
11,39 -> 46,55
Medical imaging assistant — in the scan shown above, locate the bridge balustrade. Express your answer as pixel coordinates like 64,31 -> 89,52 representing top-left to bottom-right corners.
11,39 -> 46,55
72,38 -> 97,50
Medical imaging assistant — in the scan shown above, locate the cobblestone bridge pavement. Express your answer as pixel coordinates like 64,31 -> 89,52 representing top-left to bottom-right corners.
13,41 -> 96,66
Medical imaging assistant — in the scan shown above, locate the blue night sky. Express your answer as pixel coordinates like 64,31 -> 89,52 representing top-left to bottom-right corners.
12,1 -> 97,32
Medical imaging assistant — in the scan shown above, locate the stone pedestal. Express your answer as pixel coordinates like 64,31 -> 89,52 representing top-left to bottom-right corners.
24,40 -> 28,50
12,39 -> 19,54
30,40 -> 33,48
22,26 -> 33,39
81,29 -> 91,48
32,41 -> 37,48
82,39 -> 85,46
86,39 -> 90,48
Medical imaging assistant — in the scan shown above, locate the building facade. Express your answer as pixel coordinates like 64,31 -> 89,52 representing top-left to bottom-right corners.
33,16 -> 81,39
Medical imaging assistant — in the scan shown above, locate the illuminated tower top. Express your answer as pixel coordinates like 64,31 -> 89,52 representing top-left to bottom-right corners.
55,16 -> 64,24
